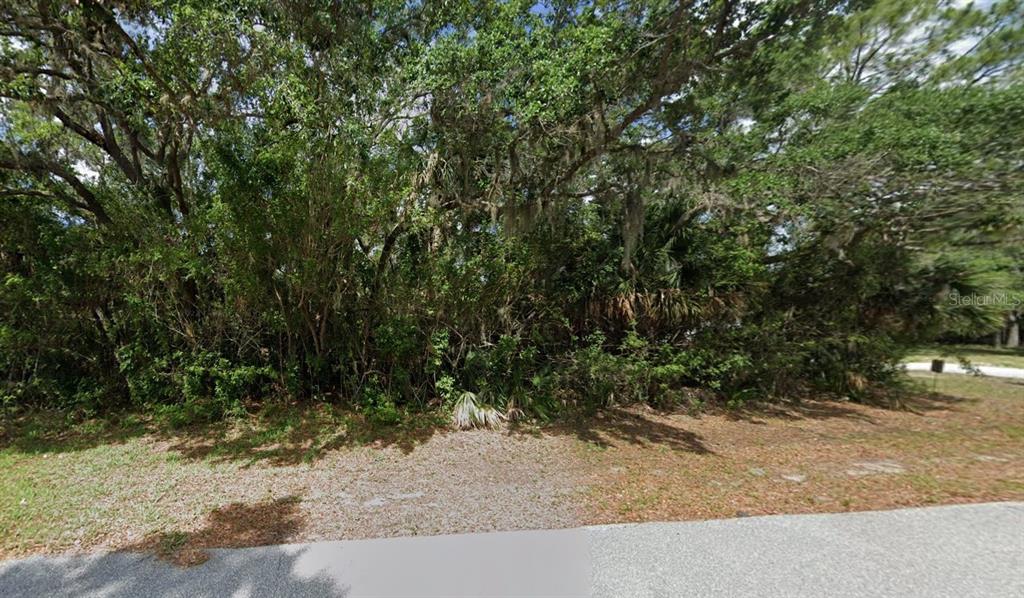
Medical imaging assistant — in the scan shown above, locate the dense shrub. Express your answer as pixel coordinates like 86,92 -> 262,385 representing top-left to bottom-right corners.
1,1 -> 1020,421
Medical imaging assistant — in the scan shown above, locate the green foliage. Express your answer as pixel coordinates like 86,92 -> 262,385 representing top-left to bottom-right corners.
360,381 -> 403,427
1,0 -> 1021,422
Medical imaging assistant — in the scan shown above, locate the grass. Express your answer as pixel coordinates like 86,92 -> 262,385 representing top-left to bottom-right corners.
1,440 -> 171,556
0,402 -> 446,559
578,373 -> 1023,525
0,432 -> 249,557
906,344 -> 1024,369
1,373 -> 1021,561
156,531 -> 189,556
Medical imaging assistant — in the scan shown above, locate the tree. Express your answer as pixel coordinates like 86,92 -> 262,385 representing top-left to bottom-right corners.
1,0 -> 1021,417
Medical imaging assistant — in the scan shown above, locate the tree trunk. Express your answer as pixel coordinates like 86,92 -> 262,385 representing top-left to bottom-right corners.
1007,313 -> 1020,349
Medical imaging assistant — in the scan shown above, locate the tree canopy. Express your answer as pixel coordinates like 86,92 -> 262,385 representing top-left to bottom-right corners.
1,0 -> 1021,421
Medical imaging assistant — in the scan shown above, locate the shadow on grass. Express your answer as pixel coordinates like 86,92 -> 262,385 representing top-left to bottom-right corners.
899,389 -> 981,413
0,410 -> 149,455
125,496 -> 306,567
1,376 -> 989,466
3,400 -> 719,461
155,405 -> 448,467
719,400 -> 882,425
551,408 -> 715,454
720,382 -> 974,425
548,380 -> 984,454
0,496 -> 349,598
914,344 -> 1024,358
0,403 -> 448,466
546,390 -> 963,454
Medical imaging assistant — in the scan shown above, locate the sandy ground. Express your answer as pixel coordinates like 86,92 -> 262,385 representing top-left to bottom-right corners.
98,428 -> 586,563
2,374 -> 1022,564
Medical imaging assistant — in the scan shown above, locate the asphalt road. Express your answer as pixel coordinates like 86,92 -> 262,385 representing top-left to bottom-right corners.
2,502 -> 1021,597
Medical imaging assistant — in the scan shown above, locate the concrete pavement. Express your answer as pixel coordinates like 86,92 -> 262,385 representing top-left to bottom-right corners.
1,502 -> 1021,597
904,362 -> 1024,379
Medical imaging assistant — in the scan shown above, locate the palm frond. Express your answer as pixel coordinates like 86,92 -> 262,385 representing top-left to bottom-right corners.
451,391 -> 505,429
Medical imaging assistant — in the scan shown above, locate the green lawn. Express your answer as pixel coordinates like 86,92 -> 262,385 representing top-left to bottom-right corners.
906,344 -> 1024,369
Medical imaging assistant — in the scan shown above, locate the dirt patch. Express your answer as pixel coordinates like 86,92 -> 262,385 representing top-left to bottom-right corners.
0,420 -> 585,559
289,428 -> 583,541
577,375 -> 1024,524
2,374 -> 1021,560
